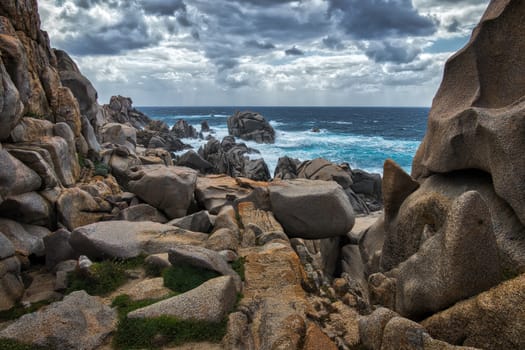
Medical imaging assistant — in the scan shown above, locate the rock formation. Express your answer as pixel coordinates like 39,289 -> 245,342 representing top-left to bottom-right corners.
227,111 -> 275,144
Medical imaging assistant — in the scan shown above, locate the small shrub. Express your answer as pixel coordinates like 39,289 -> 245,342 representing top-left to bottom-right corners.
231,257 -> 246,281
94,161 -> 110,177
0,300 -> 51,322
67,260 -> 127,296
0,339 -> 50,350
162,264 -> 220,293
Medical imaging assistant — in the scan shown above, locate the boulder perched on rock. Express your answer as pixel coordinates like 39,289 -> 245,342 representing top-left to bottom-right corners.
411,0 -> 525,227
227,111 -> 275,143
0,290 -> 117,350
128,276 -> 237,322
70,221 -> 208,259
269,179 -> 355,238
127,165 -> 197,219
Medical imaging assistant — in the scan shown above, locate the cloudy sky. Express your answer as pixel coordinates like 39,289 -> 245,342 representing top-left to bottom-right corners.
38,0 -> 489,106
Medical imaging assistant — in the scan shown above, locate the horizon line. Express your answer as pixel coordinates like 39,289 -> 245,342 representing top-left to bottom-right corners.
135,105 -> 431,108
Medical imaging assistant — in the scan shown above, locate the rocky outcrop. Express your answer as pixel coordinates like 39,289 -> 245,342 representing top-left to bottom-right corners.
275,157 -> 382,214
171,119 -> 198,139
227,111 -> 275,143
412,0 -> 525,226
126,165 -> 197,219
269,179 -> 355,239
101,95 -> 151,129
199,136 -> 271,181
0,290 -> 117,350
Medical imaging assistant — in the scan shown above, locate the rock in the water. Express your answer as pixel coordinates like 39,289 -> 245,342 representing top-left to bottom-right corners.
128,276 -> 237,322
394,191 -> 501,319
168,244 -> 241,291
127,165 -> 197,219
70,221 -> 208,259
227,111 -> 275,143
269,179 -> 355,238
0,290 -> 117,350
411,0 -> 525,226
422,273 -> 525,350
274,156 -> 301,180
176,150 -> 213,173
171,119 -> 198,139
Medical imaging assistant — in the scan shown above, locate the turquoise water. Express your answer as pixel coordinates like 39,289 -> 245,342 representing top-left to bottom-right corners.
137,106 -> 428,175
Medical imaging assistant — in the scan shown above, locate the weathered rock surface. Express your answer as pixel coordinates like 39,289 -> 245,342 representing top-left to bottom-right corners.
0,148 -> 41,198
412,0 -> 525,226
171,119 -> 198,139
394,191 -> 501,319
199,136 -> 271,181
269,179 -> 355,238
0,191 -> 53,227
0,218 -> 49,256
224,242 -> 309,349
422,273 -> 525,350
195,174 -> 257,214
43,228 -> 76,269
227,111 -> 275,143
128,276 -> 237,322
102,95 -> 150,129
168,210 -> 213,233
0,290 -> 117,350
57,187 -> 110,230
127,165 -> 197,219
70,221 -> 208,259
100,122 -> 137,153
0,53 -> 23,141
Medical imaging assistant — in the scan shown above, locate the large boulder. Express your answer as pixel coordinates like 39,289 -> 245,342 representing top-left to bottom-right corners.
422,273 -> 525,350
170,119 -> 198,138
128,276 -> 237,322
70,221 -> 208,259
393,191 -> 502,319
411,0 -> 525,226
0,148 -> 41,199
269,179 -> 355,238
100,122 -> 137,153
0,290 -> 117,350
57,187 -> 111,231
54,49 -> 99,122
227,111 -> 275,143
127,165 -> 197,219
0,191 -> 54,227
0,218 -> 50,256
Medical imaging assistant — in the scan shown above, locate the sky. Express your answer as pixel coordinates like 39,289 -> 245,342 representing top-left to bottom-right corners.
38,0 -> 490,107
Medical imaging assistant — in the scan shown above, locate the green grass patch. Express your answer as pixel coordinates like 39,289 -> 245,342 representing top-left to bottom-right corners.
162,264 -> 220,293
231,257 -> 246,281
111,294 -> 226,349
0,339 -> 51,350
66,256 -> 146,296
0,300 -> 52,322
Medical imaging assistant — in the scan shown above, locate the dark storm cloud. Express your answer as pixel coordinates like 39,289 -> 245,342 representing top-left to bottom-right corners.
328,0 -> 436,39
322,36 -> 344,50
139,0 -> 186,15
285,46 -> 304,56
363,40 -> 421,63
245,40 -> 276,50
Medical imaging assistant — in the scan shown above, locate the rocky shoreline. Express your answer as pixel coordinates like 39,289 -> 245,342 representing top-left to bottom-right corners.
0,0 -> 524,349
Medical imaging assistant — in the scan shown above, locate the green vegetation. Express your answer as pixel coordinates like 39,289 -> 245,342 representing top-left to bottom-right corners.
77,153 -> 86,168
94,161 -> 109,177
231,257 -> 246,281
162,264 -> 220,293
111,294 -> 226,349
0,300 -> 52,322
0,339 -> 50,350
66,256 -> 146,296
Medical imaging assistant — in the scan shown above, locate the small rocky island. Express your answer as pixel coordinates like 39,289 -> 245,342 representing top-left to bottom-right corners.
0,0 -> 524,349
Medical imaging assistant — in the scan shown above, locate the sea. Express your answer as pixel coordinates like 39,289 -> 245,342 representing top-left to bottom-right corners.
136,106 -> 429,176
